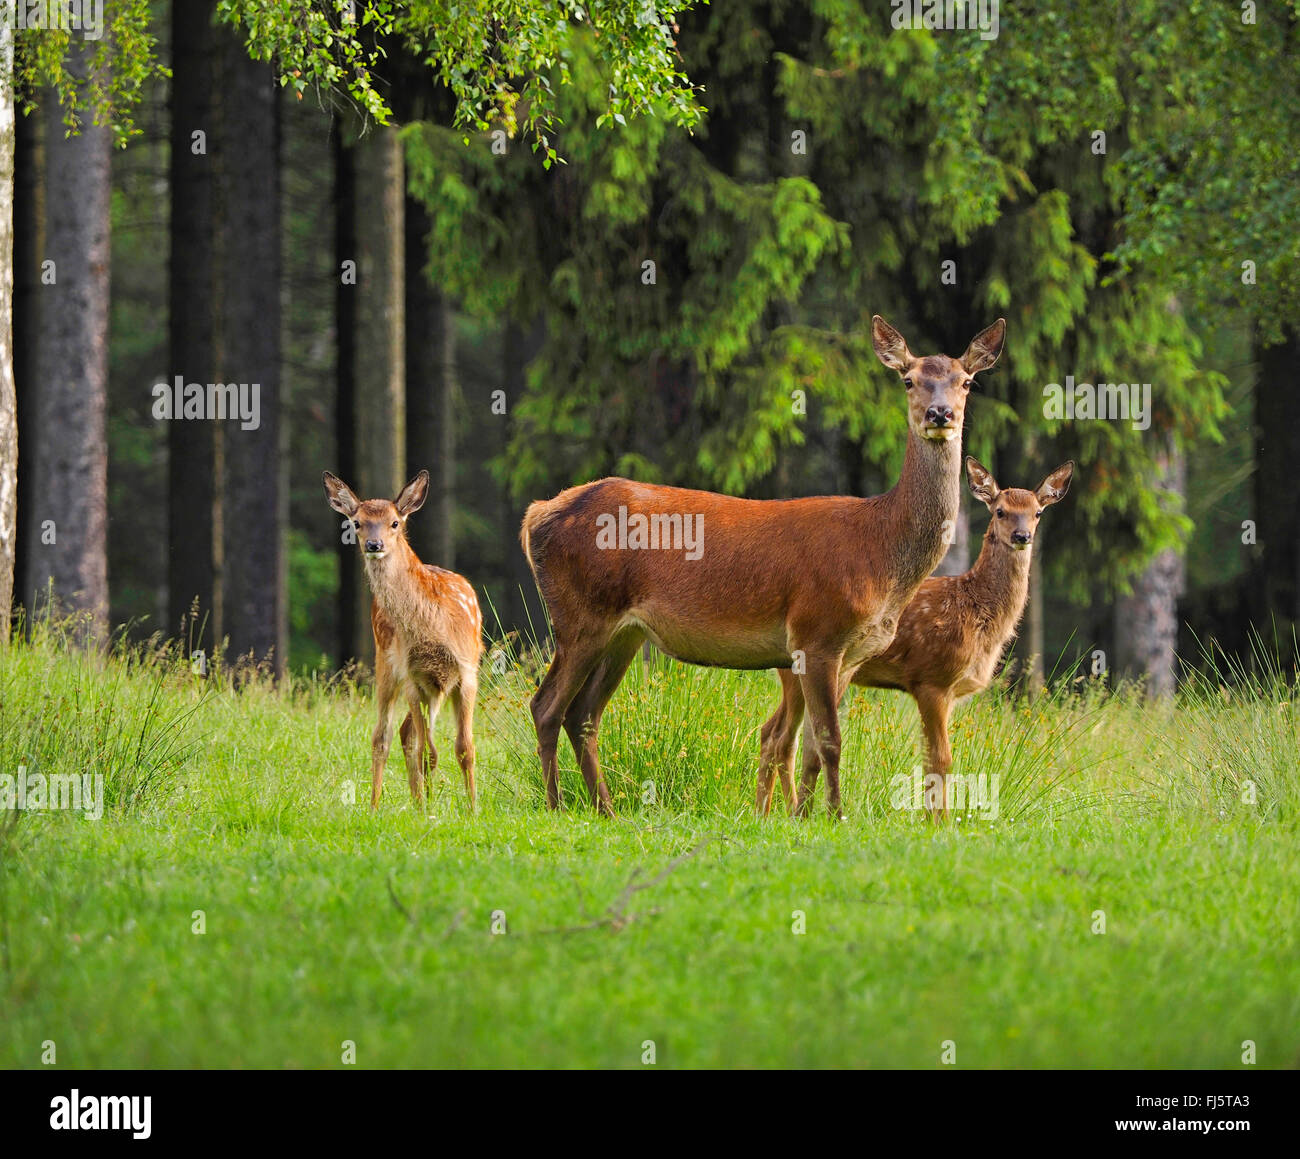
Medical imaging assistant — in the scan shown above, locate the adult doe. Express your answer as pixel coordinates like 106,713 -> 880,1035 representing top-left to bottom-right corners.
323,470 -> 482,811
521,316 -> 1006,818
756,457 -> 1074,820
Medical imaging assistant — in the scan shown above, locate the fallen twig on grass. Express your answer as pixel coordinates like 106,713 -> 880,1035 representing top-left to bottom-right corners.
387,872 -> 467,941
386,871 -> 415,924
534,835 -> 718,936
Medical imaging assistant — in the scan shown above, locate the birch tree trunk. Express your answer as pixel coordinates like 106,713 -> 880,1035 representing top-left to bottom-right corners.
1115,438 -> 1186,698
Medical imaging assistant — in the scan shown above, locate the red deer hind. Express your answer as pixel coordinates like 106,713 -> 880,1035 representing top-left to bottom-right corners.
521,316 -> 1006,818
757,457 -> 1074,821
323,470 -> 482,811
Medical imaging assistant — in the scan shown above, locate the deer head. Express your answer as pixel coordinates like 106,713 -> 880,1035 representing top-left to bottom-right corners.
323,470 -> 429,560
966,458 -> 1074,551
872,316 -> 1006,443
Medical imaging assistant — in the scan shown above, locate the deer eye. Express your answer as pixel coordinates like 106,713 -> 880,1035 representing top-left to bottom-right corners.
352,521 -> 360,529
903,376 -> 914,388
996,509 -> 1005,518
1035,511 -> 1041,518
391,521 -> 399,529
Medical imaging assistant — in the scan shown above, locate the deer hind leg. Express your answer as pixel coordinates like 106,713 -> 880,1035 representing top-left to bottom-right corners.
757,670 -> 805,817
794,655 -> 847,820
422,689 -> 444,795
914,685 -> 954,823
398,703 -> 435,798
530,632 -> 614,811
401,686 -> 440,810
562,628 -> 643,818
450,672 -> 477,811
399,711 -> 418,790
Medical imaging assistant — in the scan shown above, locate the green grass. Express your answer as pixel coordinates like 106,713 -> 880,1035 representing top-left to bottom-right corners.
1,621 -> 1297,1068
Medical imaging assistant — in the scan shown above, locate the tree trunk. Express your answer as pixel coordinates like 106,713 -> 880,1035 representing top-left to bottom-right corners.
339,125 -> 404,667
168,0 -> 218,650
12,87 -> 38,625
502,319 -> 545,635
0,22 -> 15,638
25,47 -> 111,641
1254,325 -> 1300,632
1115,438 -> 1186,698
217,38 -> 284,675
404,193 -> 455,568
334,130 -> 356,666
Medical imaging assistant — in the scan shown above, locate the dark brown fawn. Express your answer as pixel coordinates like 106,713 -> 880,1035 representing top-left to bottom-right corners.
521,316 -> 1006,819
323,470 -> 483,811
756,457 -> 1074,821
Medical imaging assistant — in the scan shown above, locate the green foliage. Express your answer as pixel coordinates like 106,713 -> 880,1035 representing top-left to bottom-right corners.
408,27 -> 847,494
13,0 -> 168,144
220,0 -> 704,163
407,2 -> 1236,600
14,0 -> 703,160
1108,0 -> 1300,342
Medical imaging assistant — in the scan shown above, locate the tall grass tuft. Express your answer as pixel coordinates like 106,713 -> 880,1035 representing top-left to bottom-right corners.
1159,630 -> 1299,823
0,616 -> 207,815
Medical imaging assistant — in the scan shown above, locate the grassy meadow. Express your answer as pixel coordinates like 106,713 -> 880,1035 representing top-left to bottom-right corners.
1,619 -> 1297,1069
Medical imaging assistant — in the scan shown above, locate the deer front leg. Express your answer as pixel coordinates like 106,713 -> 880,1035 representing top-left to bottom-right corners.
795,655 -> 846,820
370,662 -> 400,811
403,687 -> 438,810
914,685 -> 954,823
796,712 -> 821,813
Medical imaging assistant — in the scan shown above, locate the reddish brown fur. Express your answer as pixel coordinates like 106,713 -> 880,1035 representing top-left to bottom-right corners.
323,470 -> 483,811
757,458 -> 1074,820
521,317 -> 1006,818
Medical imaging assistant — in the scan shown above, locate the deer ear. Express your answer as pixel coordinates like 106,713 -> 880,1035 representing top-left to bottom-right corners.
323,471 -> 360,517
871,315 -> 914,373
960,318 -> 1006,374
395,469 -> 430,516
1035,461 -> 1074,507
966,457 -> 1000,506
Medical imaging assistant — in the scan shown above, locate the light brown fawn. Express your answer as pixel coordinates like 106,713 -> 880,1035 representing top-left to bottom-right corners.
521,316 -> 1006,819
756,456 -> 1074,821
323,470 -> 482,811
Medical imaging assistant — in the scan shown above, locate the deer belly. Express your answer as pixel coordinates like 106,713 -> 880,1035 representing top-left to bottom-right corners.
406,641 -> 459,691
627,612 -> 790,670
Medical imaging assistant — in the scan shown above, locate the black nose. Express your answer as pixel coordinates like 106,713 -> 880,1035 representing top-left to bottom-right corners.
364,538 -> 383,553
925,405 -> 954,426
1011,531 -> 1032,545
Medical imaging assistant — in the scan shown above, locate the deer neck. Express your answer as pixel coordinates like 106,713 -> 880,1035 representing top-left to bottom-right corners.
363,538 -> 422,619
967,526 -> 1033,636
876,429 -> 963,588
